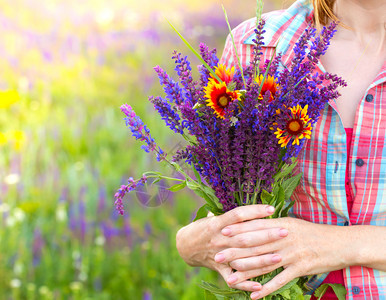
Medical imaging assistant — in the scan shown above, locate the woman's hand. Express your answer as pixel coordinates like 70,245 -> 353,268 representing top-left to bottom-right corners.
216,217 -> 355,299
176,205 -> 289,292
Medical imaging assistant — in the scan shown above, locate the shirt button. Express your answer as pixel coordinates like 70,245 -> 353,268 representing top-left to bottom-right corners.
365,94 -> 374,102
356,158 -> 365,167
352,286 -> 361,294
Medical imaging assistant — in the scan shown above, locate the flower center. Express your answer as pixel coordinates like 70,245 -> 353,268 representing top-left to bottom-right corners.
218,95 -> 229,107
286,119 -> 303,135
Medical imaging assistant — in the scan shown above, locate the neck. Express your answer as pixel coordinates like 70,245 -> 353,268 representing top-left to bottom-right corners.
333,0 -> 386,52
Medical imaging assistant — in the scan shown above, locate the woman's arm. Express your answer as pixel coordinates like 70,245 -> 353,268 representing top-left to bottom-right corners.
176,205 -> 289,292
216,217 -> 386,299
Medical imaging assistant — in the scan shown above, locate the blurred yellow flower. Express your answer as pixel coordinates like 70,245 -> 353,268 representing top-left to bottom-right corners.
0,90 -> 20,109
0,132 -> 7,145
12,130 -> 26,150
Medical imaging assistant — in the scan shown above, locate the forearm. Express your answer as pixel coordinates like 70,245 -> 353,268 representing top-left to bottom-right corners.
346,225 -> 386,271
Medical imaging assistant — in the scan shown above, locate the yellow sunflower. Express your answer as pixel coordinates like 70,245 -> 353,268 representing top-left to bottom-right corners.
255,74 -> 279,102
274,104 -> 312,147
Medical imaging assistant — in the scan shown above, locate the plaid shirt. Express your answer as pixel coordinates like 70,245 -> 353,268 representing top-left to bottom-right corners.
220,0 -> 386,299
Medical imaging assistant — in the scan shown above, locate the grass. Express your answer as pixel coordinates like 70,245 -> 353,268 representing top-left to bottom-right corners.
0,0 -> 281,298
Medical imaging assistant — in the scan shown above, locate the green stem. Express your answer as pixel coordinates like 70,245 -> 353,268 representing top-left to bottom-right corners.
168,21 -> 222,83
256,46 -> 277,98
222,5 -> 247,89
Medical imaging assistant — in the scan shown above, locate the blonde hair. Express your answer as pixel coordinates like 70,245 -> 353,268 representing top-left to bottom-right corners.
311,0 -> 340,29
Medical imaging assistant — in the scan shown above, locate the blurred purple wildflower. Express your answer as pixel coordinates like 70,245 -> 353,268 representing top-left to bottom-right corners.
114,175 -> 147,215
32,227 -> 44,266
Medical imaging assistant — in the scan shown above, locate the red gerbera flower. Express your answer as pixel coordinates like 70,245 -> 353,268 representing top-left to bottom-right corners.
255,74 -> 279,102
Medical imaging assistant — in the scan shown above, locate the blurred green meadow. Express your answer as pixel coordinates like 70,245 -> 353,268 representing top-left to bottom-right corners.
0,0 -> 284,299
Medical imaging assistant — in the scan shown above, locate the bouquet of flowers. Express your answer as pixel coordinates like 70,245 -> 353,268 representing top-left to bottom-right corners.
114,4 -> 347,299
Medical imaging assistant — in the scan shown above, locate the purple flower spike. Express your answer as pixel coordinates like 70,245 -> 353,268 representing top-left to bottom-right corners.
149,96 -> 185,134
114,175 -> 147,215
120,104 -> 166,161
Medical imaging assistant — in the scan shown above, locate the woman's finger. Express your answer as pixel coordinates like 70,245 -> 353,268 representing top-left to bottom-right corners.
228,280 -> 263,293
226,228 -> 288,248
215,245 -> 276,263
225,264 -> 282,286
229,254 -> 282,272
218,205 -> 276,228
250,267 -> 297,299
221,218 -> 287,237
216,265 -> 262,292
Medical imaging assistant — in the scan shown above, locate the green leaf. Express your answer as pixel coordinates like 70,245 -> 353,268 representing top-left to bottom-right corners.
192,166 -> 202,184
260,189 -> 274,205
281,288 -> 291,299
274,160 -> 298,181
198,281 -> 245,296
272,200 -> 284,218
150,177 -> 162,185
187,185 -> 222,215
227,81 -> 237,91
167,182 -> 187,192
201,185 -> 218,199
194,204 -> 211,221
275,186 -> 286,205
270,278 -> 299,296
329,284 -> 347,300
280,200 -> 295,217
289,283 -> 305,299
186,180 -> 200,190
313,283 -> 347,300
282,173 -> 302,199
204,290 -> 218,300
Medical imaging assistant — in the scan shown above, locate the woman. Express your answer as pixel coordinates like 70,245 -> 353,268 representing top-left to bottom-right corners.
176,0 -> 386,299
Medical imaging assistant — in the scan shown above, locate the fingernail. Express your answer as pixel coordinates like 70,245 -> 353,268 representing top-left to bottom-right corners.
272,254 -> 281,263
279,228 -> 288,237
214,253 -> 225,263
252,283 -> 262,291
227,274 -> 237,284
266,206 -> 275,214
251,291 -> 260,299
221,227 -> 231,235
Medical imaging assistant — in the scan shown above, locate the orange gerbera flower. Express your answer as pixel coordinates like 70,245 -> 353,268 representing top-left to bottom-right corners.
210,64 -> 235,84
274,104 -> 312,147
204,80 -> 241,119
255,74 -> 279,102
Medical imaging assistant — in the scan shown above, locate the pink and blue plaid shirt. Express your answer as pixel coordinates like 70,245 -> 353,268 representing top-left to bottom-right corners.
220,0 -> 386,299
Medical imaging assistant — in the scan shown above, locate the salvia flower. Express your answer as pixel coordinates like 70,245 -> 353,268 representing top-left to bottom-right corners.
114,175 -> 147,215
116,20 -> 345,217
120,104 -> 165,161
